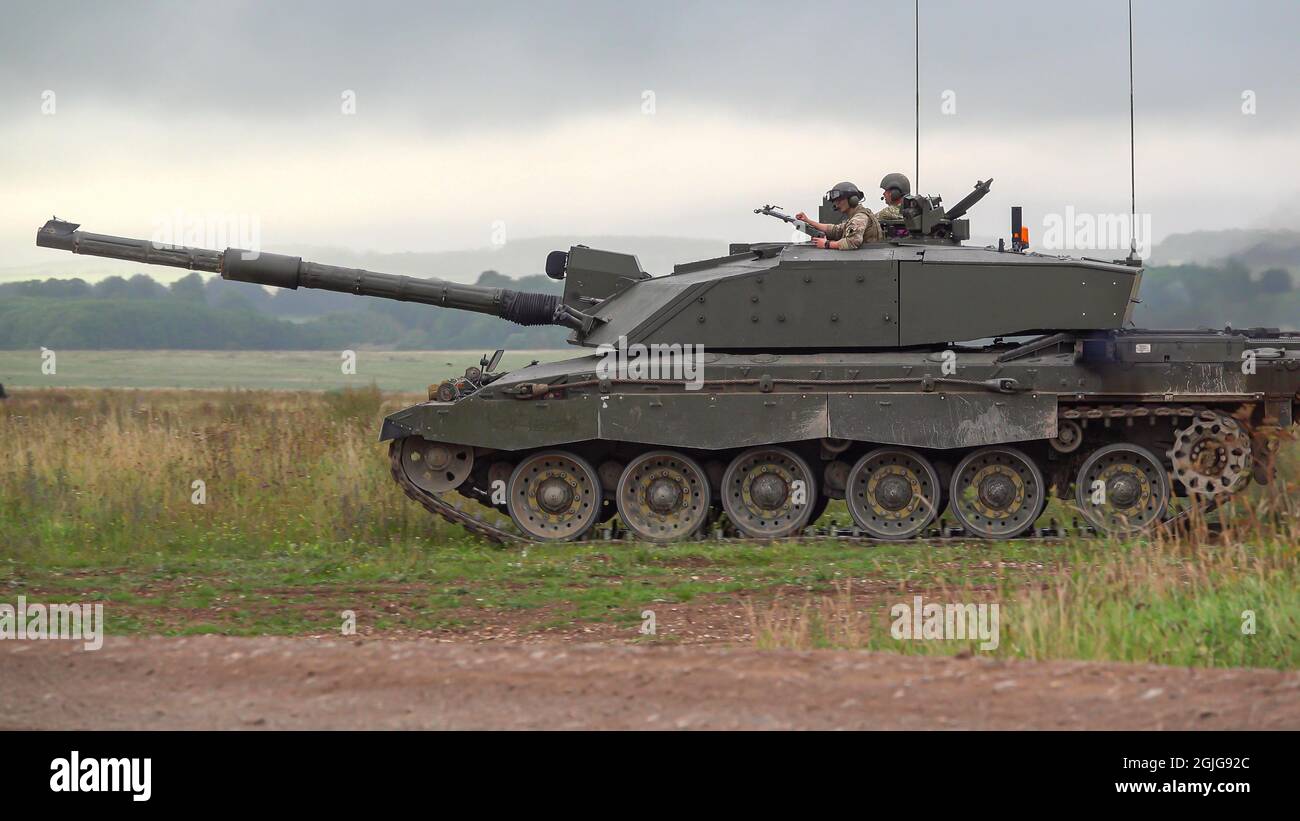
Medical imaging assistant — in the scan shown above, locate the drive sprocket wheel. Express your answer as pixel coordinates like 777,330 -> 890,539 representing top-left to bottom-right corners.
616,451 -> 712,542
1169,411 -> 1252,496
721,447 -> 817,540
506,450 -> 602,541
949,446 -> 1045,539
845,447 -> 942,539
1075,443 -> 1170,536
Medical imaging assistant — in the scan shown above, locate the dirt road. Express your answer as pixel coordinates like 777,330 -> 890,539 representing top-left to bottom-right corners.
2,636 -> 1296,730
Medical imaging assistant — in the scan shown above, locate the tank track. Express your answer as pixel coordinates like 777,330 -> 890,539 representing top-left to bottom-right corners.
390,402 -> 1259,545
388,441 -> 528,545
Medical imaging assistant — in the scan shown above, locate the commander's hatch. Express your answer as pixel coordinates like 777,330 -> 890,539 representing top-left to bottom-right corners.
557,245 -> 651,313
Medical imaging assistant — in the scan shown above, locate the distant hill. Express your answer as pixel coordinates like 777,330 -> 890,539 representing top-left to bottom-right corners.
1150,229 -> 1300,274
0,257 -> 152,285
1135,262 -> 1298,330
1138,229 -> 1300,329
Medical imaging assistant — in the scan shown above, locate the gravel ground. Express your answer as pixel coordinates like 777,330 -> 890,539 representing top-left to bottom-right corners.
2,636 -> 1296,730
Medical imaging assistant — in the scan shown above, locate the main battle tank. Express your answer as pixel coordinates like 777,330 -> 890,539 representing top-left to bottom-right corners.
36,185 -> 1300,543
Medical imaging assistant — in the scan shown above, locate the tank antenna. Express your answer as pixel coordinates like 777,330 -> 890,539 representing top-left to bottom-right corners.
1127,0 -> 1138,261
914,0 -> 920,195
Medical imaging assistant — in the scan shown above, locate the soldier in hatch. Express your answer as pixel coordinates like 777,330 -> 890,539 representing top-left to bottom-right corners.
795,182 -> 882,250
877,172 -> 911,221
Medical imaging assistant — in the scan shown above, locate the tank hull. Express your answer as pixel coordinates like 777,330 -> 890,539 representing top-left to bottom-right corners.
386,329 -> 1300,542
385,330 -> 1297,450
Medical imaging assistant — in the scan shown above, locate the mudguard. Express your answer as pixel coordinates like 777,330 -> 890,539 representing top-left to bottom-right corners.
383,390 -> 1058,451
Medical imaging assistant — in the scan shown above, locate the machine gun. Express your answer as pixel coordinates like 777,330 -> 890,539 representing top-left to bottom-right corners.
753,205 -> 825,238
893,178 -> 994,242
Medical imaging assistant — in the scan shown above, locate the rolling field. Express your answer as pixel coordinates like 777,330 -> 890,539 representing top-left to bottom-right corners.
3,386 -> 1297,672
0,349 -> 570,391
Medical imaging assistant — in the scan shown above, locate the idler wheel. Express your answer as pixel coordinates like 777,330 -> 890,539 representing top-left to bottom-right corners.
949,446 -> 1045,539
616,451 -> 711,543
721,447 -> 817,540
506,450 -> 602,541
1075,442 -> 1169,536
401,438 -> 474,493
845,447 -> 943,540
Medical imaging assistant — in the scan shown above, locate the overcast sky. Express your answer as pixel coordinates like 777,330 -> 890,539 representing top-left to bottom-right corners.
2,0 -> 1298,272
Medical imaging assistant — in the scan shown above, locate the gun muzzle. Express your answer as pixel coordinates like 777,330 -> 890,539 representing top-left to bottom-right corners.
943,178 -> 993,222
37,218 -> 223,272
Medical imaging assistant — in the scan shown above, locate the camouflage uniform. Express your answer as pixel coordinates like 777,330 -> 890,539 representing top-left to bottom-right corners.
877,204 -> 903,221
823,204 -> 882,249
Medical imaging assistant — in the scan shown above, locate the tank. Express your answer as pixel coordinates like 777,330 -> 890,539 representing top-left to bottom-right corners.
35,191 -> 1300,543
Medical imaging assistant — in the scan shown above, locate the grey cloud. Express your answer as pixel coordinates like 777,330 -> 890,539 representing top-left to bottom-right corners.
2,0 -> 1297,133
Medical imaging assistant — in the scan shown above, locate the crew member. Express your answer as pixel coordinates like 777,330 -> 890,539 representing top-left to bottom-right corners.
795,182 -> 882,249
877,172 -> 911,221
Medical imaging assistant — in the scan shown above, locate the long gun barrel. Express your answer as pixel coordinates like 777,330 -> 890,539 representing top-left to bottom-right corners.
35,219 -> 594,331
943,178 -> 993,222
753,205 -> 825,238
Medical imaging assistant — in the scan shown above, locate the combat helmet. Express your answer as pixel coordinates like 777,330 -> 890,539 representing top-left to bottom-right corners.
879,172 -> 911,198
823,182 -> 865,207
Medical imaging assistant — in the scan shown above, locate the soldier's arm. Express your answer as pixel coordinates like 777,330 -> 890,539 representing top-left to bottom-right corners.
794,212 -> 827,233
834,214 -> 869,250
822,221 -> 846,241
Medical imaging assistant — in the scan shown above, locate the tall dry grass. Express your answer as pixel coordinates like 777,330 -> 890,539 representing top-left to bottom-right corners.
747,580 -> 874,650
0,387 -> 458,564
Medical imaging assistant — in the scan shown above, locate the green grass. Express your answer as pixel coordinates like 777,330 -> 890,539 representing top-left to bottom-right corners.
11,531 -> 1295,669
3,536 -> 1062,638
0,349 -> 568,391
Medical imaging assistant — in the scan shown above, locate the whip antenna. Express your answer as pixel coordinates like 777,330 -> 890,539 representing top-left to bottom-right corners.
915,0 -> 920,194
1127,0 -> 1138,260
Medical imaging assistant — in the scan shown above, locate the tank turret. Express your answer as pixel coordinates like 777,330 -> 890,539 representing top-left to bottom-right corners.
39,197 -> 1141,352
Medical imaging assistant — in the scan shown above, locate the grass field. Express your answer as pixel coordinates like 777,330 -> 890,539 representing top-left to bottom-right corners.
0,349 -> 570,391
2,387 -> 1297,668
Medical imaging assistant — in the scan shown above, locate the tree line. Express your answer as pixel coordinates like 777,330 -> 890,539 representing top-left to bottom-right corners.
0,271 -> 569,350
